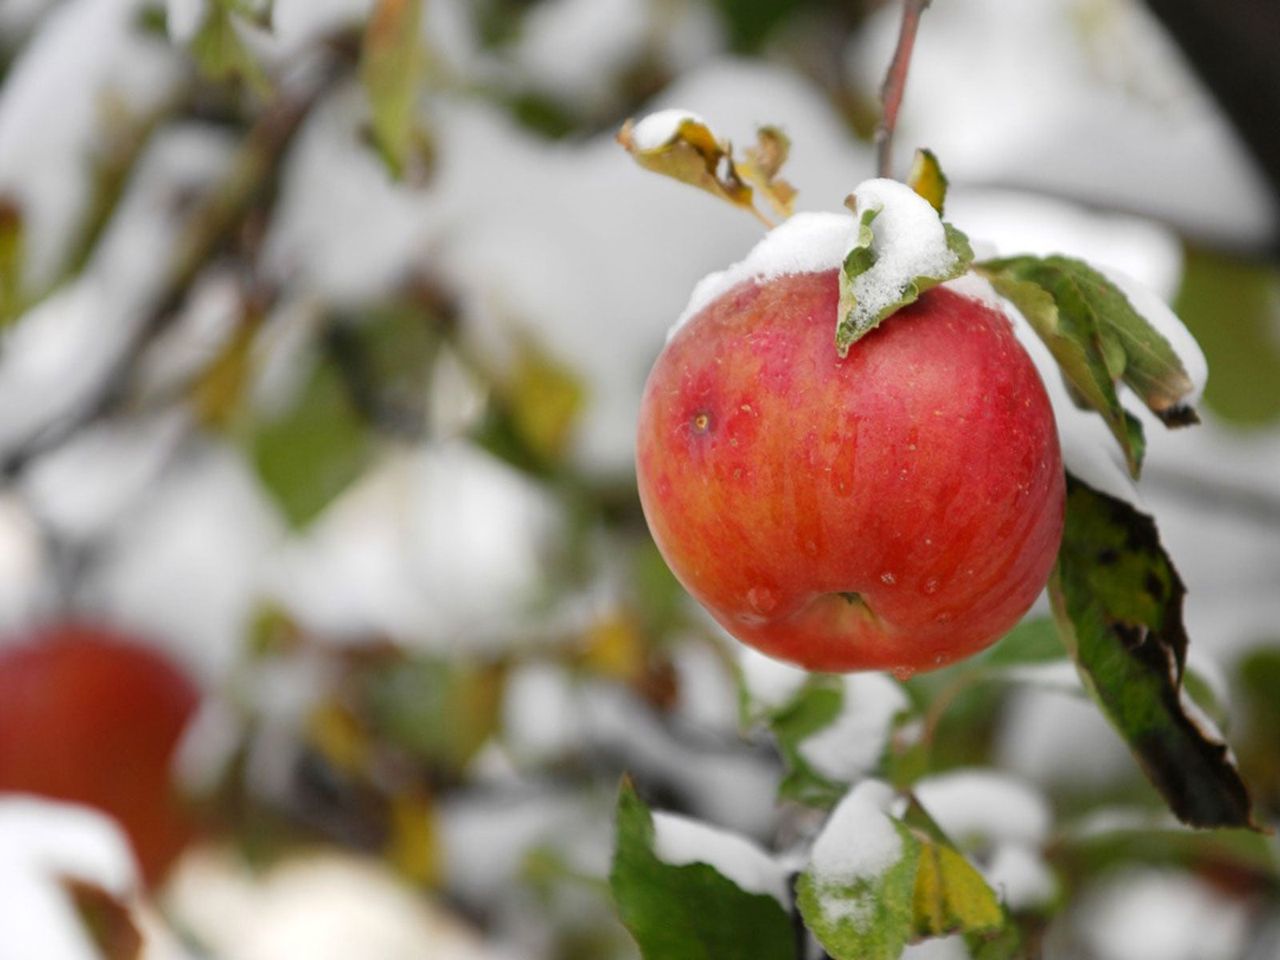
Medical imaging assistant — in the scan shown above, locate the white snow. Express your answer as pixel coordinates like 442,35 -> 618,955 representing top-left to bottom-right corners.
797,673 -> 909,784
1074,868 -> 1250,960
912,769 -> 1052,848
513,0 -> 651,110
651,811 -> 790,906
501,661 -> 581,763
165,0 -> 206,44
0,0 -> 182,290
901,936 -> 971,960
844,0 -> 1278,249
629,108 -> 707,151
673,178 -> 959,341
163,847 -> 502,960
1100,266 -> 1208,405
737,643 -> 810,715
264,440 -> 563,653
985,842 -> 1057,911
81,438 -> 282,686
808,779 -> 903,885
0,493 -> 50,634
0,796 -> 141,960
945,188 -> 1183,300
996,686 -> 1136,789
674,210 -> 854,331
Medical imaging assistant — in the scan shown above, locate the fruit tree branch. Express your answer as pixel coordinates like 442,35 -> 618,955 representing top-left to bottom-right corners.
875,0 -> 930,180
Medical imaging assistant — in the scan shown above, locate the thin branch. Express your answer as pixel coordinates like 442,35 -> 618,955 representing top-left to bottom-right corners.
0,57 -> 345,479
875,0 -> 930,180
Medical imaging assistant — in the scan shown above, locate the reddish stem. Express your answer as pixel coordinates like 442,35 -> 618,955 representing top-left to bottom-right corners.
876,0 -> 930,179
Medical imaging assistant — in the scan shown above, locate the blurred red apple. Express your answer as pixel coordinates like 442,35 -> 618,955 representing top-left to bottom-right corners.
636,271 -> 1064,676
0,623 -> 201,885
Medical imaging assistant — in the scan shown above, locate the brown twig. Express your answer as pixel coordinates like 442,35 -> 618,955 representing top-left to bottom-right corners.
875,0 -> 930,180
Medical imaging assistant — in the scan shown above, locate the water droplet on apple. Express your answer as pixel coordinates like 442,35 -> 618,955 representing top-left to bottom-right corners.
890,665 -> 915,681
880,572 -> 896,585
923,578 -> 940,595
934,611 -> 953,624
746,586 -> 778,615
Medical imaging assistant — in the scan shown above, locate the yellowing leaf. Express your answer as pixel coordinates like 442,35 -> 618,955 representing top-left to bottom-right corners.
738,126 -> 797,219
0,198 -> 24,327
617,112 -> 792,228
506,340 -> 585,463
583,613 -> 647,682
191,313 -> 257,429
308,701 -> 370,775
386,790 -> 439,886
907,148 -> 948,215
361,0 -> 425,179
912,840 -> 1003,939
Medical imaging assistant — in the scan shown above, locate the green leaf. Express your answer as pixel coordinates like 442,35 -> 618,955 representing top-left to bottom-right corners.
835,186 -> 972,355
1174,246 -> 1280,425
770,677 -> 847,808
190,2 -> 269,93
981,618 -> 1065,668
1049,475 -> 1256,829
610,782 -> 797,960
248,357 -> 375,528
363,656 -> 504,771
977,255 -> 1201,475
907,148 -> 948,214
361,0 -> 425,179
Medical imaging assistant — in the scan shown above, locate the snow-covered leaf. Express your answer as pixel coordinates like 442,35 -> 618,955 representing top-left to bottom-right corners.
1050,475 -> 1256,829
797,781 -> 1005,960
617,110 -> 792,227
610,781 -> 797,960
836,179 -> 973,355
360,0 -> 426,179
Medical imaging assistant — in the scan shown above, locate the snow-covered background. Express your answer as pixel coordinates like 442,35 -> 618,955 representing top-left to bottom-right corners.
0,0 -> 1277,957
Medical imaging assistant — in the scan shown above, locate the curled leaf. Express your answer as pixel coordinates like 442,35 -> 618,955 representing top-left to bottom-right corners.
618,111 -> 795,227
738,126 -> 797,219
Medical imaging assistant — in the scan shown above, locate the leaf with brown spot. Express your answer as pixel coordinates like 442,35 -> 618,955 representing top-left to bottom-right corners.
1050,476 -> 1256,829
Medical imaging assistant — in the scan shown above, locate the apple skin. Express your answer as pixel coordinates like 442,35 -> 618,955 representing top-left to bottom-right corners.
0,624 -> 202,886
636,270 -> 1064,676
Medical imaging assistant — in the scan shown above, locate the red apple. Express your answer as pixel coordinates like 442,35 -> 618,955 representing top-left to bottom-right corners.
0,623 -> 202,885
636,271 -> 1064,676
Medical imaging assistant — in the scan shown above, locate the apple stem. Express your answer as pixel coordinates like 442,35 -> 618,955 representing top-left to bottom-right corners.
875,0 -> 931,180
